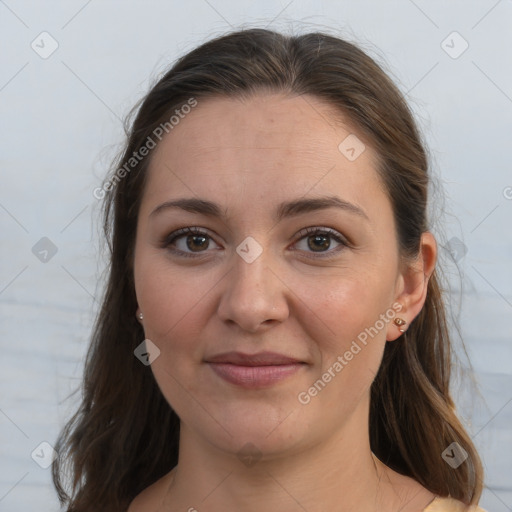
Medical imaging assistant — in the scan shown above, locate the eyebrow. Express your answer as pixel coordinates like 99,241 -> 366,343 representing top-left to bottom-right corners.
149,195 -> 369,222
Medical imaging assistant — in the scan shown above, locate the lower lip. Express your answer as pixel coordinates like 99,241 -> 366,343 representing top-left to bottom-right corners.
207,363 -> 304,388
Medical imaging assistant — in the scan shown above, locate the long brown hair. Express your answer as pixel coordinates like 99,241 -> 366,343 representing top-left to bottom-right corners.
52,28 -> 484,511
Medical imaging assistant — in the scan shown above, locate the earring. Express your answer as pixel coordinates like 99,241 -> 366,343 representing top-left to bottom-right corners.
138,312 -> 143,321
394,317 -> 406,333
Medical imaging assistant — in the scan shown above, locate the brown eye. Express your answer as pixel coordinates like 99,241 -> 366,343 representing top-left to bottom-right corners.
293,227 -> 348,258
307,233 -> 331,252
184,233 -> 209,252
163,227 -> 220,258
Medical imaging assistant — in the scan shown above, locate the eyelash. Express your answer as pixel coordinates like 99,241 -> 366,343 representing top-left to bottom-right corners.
161,226 -> 350,260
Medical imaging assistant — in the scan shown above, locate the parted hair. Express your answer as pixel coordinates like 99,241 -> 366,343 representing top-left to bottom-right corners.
52,28 -> 484,511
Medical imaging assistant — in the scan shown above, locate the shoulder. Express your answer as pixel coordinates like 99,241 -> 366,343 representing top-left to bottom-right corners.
127,469 -> 175,512
423,496 -> 488,512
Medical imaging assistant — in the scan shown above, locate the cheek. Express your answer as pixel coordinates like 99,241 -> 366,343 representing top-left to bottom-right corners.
293,270 -> 396,402
134,259 -> 211,407
133,252 -> 226,404
134,250 -> 212,341
307,269 -> 395,349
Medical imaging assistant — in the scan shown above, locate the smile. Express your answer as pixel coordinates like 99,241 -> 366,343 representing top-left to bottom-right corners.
204,350 -> 309,389
207,362 -> 306,389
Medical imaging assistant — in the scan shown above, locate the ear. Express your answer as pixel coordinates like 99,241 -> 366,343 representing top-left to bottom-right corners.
386,232 -> 437,341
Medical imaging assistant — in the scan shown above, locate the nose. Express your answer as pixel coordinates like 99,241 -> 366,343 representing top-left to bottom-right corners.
216,245 -> 289,333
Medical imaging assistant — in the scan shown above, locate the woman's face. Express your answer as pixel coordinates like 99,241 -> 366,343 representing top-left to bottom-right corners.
133,93 -> 407,459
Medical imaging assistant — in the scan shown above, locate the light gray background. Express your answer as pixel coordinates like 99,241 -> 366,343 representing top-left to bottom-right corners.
1,1 -> 511,511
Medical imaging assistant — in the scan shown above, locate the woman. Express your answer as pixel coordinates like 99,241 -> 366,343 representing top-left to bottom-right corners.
52,28 -> 487,511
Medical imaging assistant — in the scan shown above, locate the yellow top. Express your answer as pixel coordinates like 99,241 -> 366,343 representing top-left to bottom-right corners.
424,496 -> 487,511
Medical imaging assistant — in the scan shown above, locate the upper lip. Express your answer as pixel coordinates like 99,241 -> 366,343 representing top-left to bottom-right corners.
205,351 -> 305,366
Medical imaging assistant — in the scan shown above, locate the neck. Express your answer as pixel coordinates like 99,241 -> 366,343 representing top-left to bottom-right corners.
159,397 -> 413,511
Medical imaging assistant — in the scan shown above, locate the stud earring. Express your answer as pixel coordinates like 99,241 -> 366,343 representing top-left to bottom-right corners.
393,317 -> 406,333
138,312 -> 143,321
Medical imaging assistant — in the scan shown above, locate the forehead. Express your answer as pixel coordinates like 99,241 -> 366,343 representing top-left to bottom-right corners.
153,92 -> 371,162
141,93 -> 387,221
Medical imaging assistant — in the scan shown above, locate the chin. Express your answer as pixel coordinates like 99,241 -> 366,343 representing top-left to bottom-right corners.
192,401 -> 316,460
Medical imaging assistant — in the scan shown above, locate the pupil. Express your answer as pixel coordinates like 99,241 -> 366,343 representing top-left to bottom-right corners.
185,233 -> 331,253
309,234 -> 329,251
187,235 -> 208,252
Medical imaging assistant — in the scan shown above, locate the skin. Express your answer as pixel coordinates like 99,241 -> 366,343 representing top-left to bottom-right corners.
129,93 -> 437,512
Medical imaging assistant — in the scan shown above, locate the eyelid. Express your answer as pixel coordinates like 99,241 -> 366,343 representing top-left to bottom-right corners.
290,226 -> 351,258
160,226 -> 218,254
294,226 -> 352,247
162,225 -> 351,258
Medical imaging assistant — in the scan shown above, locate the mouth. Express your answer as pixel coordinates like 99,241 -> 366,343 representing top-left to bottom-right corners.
204,351 -> 308,389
